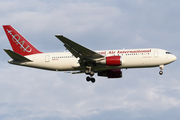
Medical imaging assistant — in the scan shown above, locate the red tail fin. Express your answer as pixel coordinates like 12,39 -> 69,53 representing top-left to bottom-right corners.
3,25 -> 42,56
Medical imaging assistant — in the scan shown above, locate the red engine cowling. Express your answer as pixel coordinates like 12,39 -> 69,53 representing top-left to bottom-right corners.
98,69 -> 122,78
106,56 -> 121,66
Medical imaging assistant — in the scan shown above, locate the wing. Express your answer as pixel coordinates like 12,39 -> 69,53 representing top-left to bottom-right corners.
55,35 -> 104,60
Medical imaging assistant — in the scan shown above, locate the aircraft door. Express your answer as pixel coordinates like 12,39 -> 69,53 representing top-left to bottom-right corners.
154,50 -> 159,58
45,55 -> 50,62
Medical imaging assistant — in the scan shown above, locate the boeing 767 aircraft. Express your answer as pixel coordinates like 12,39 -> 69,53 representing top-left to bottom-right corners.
3,25 -> 177,83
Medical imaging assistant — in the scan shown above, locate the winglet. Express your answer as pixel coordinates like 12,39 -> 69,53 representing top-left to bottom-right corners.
4,49 -> 32,62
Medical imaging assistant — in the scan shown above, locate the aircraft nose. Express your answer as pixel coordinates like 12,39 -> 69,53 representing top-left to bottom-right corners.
171,55 -> 177,62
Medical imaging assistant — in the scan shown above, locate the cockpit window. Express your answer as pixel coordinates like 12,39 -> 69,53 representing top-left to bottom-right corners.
166,52 -> 172,54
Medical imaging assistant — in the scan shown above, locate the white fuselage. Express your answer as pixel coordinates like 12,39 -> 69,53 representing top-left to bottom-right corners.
8,48 -> 177,71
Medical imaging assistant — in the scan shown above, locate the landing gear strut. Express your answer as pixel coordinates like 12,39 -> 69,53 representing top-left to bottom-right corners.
85,67 -> 95,83
159,65 -> 164,75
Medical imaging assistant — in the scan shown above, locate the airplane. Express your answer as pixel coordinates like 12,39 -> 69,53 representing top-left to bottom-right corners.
3,25 -> 177,83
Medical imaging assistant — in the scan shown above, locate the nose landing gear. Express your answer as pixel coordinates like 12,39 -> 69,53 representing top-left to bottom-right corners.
159,71 -> 163,75
159,65 -> 164,75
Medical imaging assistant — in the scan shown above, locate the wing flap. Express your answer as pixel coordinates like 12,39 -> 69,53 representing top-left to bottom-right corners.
64,43 -> 80,58
4,49 -> 32,62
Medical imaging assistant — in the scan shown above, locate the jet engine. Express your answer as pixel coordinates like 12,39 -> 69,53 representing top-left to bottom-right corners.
97,56 -> 122,66
98,69 -> 122,78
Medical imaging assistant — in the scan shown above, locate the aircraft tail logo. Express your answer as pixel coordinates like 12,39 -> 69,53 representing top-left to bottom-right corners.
3,25 -> 42,56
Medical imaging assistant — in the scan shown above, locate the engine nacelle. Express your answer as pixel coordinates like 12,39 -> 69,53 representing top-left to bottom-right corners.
97,56 -> 122,66
98,69 -> 122,78
106,56 -> 121,66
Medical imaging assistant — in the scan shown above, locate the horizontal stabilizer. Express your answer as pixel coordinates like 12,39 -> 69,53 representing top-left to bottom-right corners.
4,49 -> 32,62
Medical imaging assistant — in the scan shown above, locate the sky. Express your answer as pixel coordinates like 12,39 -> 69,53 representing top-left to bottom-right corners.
0,0 -> 180,120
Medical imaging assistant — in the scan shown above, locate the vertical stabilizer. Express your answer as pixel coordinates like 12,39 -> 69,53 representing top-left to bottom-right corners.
3,25 -> 42,56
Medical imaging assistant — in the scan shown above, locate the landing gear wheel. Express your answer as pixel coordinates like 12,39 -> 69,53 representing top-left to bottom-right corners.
159,71 -> 163,75
90,71 -> 94,76
86,76 -> 91,82
85,70 -> 94,76
85,70 -> 89,75
91,78 -> 95,83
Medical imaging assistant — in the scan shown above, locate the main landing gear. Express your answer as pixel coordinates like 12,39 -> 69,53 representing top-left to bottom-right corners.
85,69 -> 96,83
159,65 -> 164,75
86,76 -> 95,83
